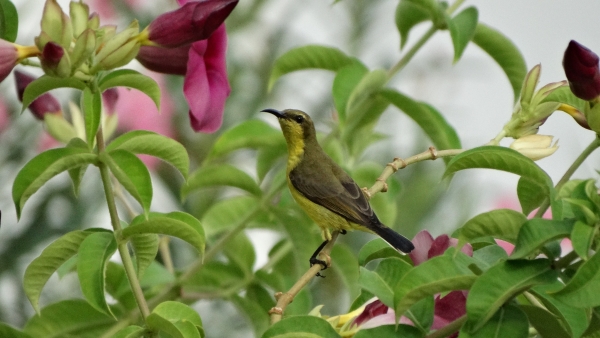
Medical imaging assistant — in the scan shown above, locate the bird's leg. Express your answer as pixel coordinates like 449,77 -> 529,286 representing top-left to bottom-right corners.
309,239 -> 330,277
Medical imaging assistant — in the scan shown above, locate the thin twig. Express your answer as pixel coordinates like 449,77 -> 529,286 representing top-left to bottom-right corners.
269,231 -> 340,324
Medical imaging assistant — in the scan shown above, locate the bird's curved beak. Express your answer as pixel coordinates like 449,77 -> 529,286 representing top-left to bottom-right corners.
261,108 -> 285,118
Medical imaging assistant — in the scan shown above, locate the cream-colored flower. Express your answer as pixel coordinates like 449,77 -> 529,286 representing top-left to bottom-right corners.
510,134 -> 558,161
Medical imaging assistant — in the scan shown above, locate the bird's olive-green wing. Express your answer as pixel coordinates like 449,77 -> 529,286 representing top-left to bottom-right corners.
289,163 -> 374,226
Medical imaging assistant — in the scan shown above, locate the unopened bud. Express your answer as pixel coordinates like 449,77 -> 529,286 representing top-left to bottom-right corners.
563,40 -> 600,101
40,41 -> 71,77
40,0 -> 72,48
0,40 -> 18,83
70,1 -> 90,38
510,134 -> 558,161
142,0 -> 238,48
14,70 -> 62,120
92,21 -> 140,71
136,45 -> 189,75
70,29 -> 96,70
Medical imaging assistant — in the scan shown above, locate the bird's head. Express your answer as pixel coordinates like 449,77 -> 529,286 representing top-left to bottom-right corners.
262,108 -> 316,147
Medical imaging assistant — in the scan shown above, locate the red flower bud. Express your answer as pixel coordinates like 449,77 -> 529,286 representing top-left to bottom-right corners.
14,70 -> 61,120
102,88 -> 119,114
146,0 -> 238,48
136,45 -> 189,75
41,41 -> 64,67
563,40 -> 600,100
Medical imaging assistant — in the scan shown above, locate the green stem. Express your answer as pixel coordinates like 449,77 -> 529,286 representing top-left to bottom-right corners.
534,136 -> 600,218
426,315 -> 466,338
386,0 -> 465,80
96,128 -> 150,320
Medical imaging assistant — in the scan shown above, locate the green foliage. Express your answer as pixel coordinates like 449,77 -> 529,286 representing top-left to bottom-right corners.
98,69 -> 161,109
6,1 -> 600,337
0,0 -> 18,42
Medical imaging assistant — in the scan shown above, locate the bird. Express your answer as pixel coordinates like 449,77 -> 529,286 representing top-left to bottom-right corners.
262,108 -> 414,272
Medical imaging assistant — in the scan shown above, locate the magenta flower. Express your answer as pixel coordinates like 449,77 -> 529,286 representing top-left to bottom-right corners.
409,230 -> 473,266
563,40 -> 600,101
145,0 -> 238,48
183,24 -> 230,132
14,70 -> 62,120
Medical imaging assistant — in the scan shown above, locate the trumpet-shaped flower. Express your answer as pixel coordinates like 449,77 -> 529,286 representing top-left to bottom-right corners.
184,24 -> 230,132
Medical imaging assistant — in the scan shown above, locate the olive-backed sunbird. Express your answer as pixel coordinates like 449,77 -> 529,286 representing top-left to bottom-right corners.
263,108 -> 415,266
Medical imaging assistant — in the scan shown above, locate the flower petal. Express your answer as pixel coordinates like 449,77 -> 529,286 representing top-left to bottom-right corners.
409,230 -> 435,266
183,25 -> 230,132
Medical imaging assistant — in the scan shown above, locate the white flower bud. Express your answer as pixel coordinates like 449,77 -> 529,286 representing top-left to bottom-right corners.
510,134 -> 558,161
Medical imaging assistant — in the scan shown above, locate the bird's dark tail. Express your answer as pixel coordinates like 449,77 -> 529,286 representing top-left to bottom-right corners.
369,221 -> 414,253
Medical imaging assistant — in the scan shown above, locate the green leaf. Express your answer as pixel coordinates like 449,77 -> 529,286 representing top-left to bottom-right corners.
21,76 -> 86,112
262,315 -> 340,338
510,219 -> 574,259
130,233 -> 159,278
448,7 -> 478,62
354,324 -> 423,338
465,259 -> 556,332
13,147 -> 97,218
231,294 -> 270,338
146,301 -> 203,338
394,249 -> 477,318
0,0 -> 18,42
531,282 -> 590,338
268,45 -> 353,90
23,230 -> 106,313
77,232 -> 117,317
541,85 -> 587,114
332,244 -> 360,300
458,209 -> 526,249
123,212 -> 205,255
346,69 -> 387,120
0,323 -> 31,338
24,300 -> 114,338
463,304 -> 528,338
552,251 -> 600,307
223,232 -> 256,275
395,0 -> 431,49
332,61 -> 368,122
571,220 -> 596,260
202,196 -> 259,238
66,138 -> 91,196
182,164 -> 261,199
112,326 -> 145,338
208,119 -> 285,158
99,69 -> 160,109
405,296 -> 434,333
106,130 -> 189,178
256,142 -> 287,181
81,87 -> 101,145
520,304 -> 570,338
471,23 -> 527,103
382,89 -> 461,158
101,149 -> 152,214
358,238 -> 405,266
517,177 -> 547,215
443,146 -> 553,198
363,258 -> 412,307
472,244 -> 508,269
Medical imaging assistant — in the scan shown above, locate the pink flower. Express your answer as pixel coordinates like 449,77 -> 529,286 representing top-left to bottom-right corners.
409,230 -> 473,266
0,39 -> 18,83
183,24 -> 230,132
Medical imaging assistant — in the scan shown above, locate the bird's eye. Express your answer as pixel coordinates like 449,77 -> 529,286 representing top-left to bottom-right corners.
293,115 -> 304,123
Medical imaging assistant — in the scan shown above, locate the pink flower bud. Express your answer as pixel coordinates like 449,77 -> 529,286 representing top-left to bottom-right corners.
146,0 -> 238,48
563,40 -> 600,100
14,70 -> 61,120
0,39 -> 18,83
136,45 -> 189,75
